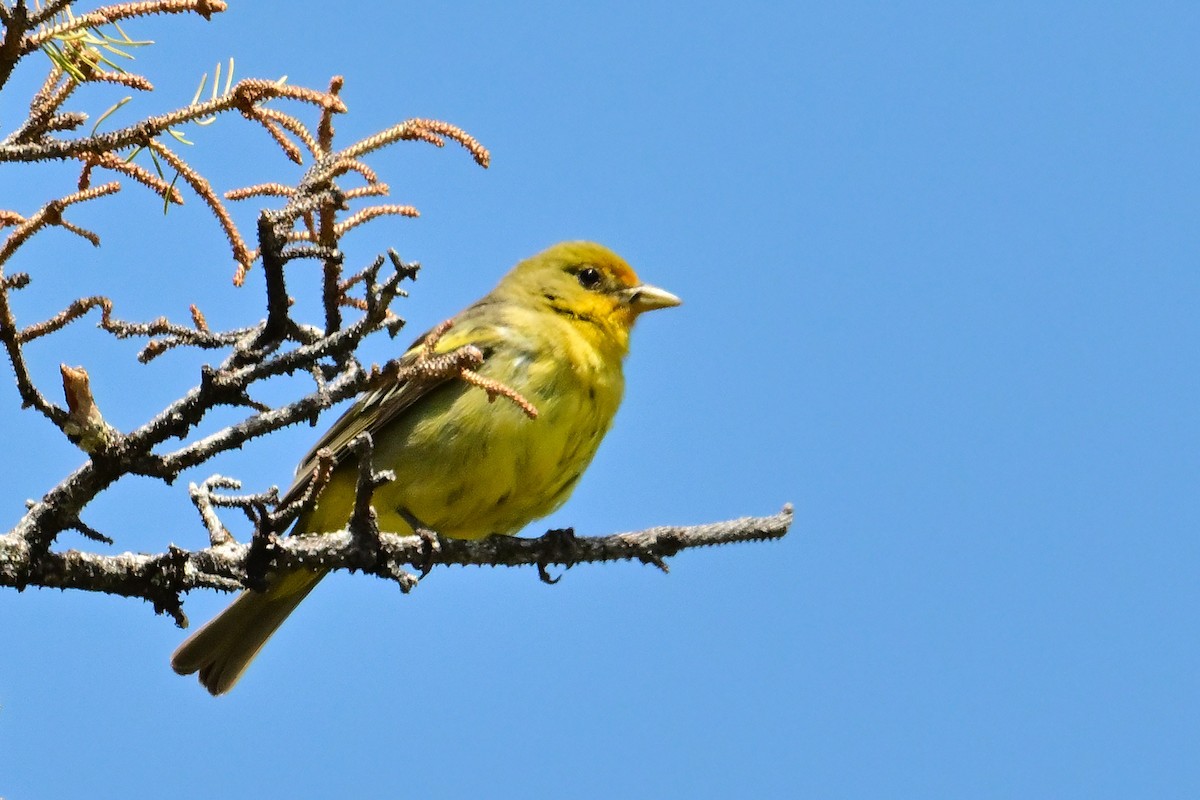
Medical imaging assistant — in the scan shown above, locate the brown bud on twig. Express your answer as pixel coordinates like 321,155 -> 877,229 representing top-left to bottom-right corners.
60,363 -> 116,452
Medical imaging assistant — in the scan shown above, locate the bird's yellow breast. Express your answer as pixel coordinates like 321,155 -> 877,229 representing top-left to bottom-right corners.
300,305 -> 626,540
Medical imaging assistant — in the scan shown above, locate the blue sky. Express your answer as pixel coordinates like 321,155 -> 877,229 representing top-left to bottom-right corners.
2,2 -> 1198,797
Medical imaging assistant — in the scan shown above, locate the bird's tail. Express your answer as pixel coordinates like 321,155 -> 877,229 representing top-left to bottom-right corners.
171,569 -> 324,695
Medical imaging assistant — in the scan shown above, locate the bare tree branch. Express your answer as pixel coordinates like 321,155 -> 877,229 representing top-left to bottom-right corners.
0,0 -> 792,630
0,506 -> 796,627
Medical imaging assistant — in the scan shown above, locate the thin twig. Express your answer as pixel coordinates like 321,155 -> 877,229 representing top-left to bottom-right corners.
0,78 -> 344,163
26,1 -> 229,50
147,139 -> 250,270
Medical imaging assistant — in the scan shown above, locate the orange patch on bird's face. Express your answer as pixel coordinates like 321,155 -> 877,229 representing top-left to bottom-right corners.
599,256 -> 639,289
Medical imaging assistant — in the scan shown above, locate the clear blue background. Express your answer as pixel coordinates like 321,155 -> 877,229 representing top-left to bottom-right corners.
1,2 -> 1197,798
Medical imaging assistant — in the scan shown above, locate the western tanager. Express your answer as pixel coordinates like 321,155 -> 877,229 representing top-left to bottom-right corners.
172,241 -> 680,694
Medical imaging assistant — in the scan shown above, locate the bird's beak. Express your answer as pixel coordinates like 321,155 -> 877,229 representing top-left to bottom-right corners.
621,283 -> 682,313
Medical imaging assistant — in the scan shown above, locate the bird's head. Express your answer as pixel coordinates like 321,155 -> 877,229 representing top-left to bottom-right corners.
496,241 -> 680,352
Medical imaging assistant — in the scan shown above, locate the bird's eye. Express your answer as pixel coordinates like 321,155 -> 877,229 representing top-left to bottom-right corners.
577,267 -> 602,289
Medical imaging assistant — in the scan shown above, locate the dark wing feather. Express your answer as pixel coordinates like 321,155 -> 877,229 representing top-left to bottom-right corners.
280,332 -> 447,507
280,297 -> 504,507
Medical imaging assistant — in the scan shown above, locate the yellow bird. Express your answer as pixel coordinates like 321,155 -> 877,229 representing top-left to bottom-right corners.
172,241 -> 680,694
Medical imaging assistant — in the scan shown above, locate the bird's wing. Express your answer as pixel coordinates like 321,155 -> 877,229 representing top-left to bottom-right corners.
280,302 -> 501,507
